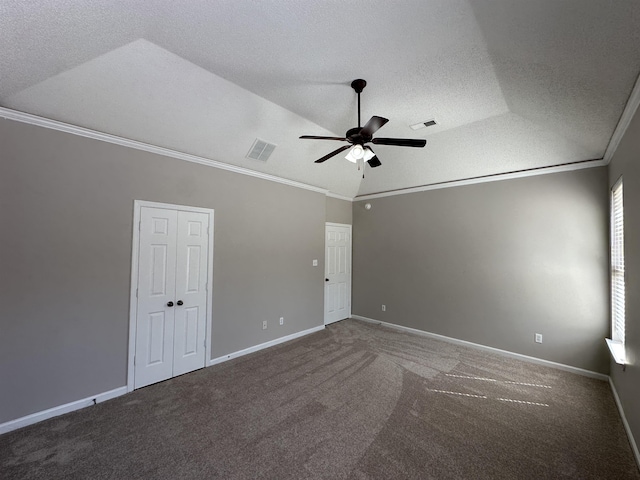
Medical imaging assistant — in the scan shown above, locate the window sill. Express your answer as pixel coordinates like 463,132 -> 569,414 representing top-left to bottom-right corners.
606,338 -> 626,365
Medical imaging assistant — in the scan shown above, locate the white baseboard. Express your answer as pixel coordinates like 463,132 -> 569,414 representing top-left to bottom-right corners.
351,315 -> 608,380
0,386 -> 127,435
1,326 -> 325,436
352,316 -> 638,469
609,378 -> 640,469
1,321 -> 637,473
208,325 -> 325,367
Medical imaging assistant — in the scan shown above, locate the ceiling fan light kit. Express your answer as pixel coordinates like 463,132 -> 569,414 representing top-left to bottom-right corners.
299,79 -> 427,170
345,144 -> 365,162
345,144 -> 376,163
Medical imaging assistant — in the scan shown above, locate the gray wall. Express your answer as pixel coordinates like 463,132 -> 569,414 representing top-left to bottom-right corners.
353,167 -> 610,373
609,104 -> 640,452
326,196 -> 352,224
0,118 -> 325,424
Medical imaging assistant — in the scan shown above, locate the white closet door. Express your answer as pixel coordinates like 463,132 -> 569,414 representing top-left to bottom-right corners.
135,207 -> 178,389
173,211 -> 209,376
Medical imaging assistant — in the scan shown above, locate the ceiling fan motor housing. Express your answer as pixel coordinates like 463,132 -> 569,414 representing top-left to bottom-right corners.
346,127 -> 371,145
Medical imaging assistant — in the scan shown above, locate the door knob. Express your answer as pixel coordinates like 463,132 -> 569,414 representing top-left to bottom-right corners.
177,300 -> 183,306
167,301 -> 174,307
325,278 -> 329,282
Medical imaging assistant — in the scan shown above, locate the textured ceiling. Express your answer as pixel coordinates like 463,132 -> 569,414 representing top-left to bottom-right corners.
2,0 -> 640,198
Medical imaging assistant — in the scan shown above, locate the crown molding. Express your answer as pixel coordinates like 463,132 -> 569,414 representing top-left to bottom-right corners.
355,72 -> 640,202
0,107 -> 330,196
355,158 -> 607,201
2,105 -> 623,203
326,192 -> 354,202
604,72 -> 640,164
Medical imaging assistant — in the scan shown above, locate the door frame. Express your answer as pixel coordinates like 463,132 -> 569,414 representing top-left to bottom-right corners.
127,200 -> 215,392
324,222 -> 352,325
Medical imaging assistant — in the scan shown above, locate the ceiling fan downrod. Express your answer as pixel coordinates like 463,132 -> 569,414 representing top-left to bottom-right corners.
351,79 -> 367,129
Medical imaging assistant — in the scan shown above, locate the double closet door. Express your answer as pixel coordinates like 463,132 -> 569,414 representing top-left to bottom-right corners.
134,206 -> 210,389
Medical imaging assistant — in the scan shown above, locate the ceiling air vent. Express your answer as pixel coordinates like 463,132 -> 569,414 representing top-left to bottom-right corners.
246,138 -> 276,161
410,119 -> 437,130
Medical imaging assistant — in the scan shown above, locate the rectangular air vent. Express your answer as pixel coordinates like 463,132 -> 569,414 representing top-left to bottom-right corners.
246,138 -> 276,161
410,119 -> 437,130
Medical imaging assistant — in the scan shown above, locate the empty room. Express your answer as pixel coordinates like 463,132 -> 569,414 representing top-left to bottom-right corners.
1,1 -> 640,478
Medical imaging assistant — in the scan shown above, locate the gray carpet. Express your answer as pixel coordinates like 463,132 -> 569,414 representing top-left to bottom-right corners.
1,319 -> 638,479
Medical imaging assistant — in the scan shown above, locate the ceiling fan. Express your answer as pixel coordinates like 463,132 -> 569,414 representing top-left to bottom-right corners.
299,79 -> 426,170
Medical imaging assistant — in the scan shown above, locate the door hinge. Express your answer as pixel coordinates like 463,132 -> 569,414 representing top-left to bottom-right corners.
138,220 -> 141,231
133,355 -> 136,366
136,288 -> 138,298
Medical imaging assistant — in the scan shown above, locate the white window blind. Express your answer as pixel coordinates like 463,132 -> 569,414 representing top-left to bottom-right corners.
611,178 -> 625,345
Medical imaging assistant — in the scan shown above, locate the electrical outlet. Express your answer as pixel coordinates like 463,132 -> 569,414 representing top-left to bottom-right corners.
279,317 -> 284,326
535,333 -> 543,344
381,304 -> 386,312
312,259 -> 318,266
262,320 -> 267,330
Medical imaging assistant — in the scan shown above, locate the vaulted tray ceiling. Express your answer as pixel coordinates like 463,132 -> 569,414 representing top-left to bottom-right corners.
2,0 -> 639,198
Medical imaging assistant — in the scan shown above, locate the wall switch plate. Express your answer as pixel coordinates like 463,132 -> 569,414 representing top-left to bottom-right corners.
312,259 -> 318,266
262,320 -> 267,330
279,317 -> 284,325
381,305 -> 386,312
535,333 -> 543,343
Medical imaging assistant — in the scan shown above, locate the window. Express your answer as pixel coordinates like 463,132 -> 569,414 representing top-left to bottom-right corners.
607,177 -> 625,364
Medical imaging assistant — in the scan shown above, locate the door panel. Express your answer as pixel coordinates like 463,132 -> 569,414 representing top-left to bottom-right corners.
185,245 -> 201,292
173,211 -> 209,376
150,245 -> 169,295
338,282 -> 347,310
135,207 -> 177,389
182,306 -> 199,355
147,311 -> 167,365
324,224 -> 351,325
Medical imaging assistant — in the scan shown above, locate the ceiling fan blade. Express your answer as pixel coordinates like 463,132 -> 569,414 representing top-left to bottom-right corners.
372,137 -> 426,148
367,156 -> 382,168
300,135 -> 348,141
360,116 -> 389,136
314,145 -> 351,163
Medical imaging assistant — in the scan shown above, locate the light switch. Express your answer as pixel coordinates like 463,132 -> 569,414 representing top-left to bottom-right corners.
312,259 -> 318,266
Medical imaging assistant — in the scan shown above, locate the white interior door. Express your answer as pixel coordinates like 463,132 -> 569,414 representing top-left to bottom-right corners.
134,205 -> 210,389
324,223 -> 352,325
173,211 -> 209,376
135,207 -> 178,389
